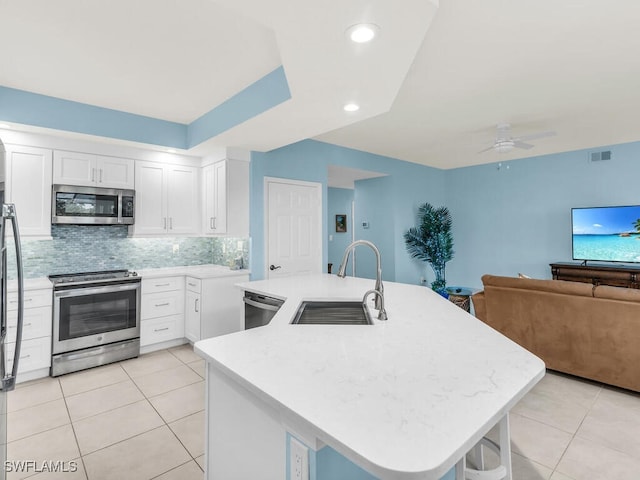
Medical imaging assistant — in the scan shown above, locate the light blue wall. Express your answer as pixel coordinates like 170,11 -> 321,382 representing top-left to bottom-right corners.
327,187 -> 354,273
251,136 -> 640,291
445,141 -> 640,290
250,139 -> 445,282
286,432 -> 455,480
354,176 -> 396,281
188,66 -> 291,147
0,66 -> 290,149
0,86 -> 188,148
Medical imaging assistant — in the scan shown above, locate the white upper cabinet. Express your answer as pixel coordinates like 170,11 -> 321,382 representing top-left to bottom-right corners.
203,161 -> 226,234
134,161 -> 199,236
53,151 -> 134,189
202,159 -> 249,236
5,145 -> 53,237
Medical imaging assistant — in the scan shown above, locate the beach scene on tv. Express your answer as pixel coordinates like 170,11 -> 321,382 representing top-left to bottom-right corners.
572,205 -> 640,262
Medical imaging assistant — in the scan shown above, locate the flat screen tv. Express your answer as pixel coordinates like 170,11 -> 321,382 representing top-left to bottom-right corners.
572,205 -> 640,263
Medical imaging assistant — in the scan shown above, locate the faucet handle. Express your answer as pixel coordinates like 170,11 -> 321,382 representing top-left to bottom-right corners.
362,289 -> 388,321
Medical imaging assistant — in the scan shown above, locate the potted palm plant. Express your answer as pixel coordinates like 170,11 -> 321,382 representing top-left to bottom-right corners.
404,202 -> 454,296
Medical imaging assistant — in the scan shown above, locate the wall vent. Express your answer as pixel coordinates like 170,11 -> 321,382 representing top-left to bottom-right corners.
590,150 -> 612,162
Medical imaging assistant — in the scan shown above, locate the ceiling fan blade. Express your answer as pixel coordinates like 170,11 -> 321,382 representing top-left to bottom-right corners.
513,141 -> 535,150
515,130 -> 556,142
477,145 -> 496,154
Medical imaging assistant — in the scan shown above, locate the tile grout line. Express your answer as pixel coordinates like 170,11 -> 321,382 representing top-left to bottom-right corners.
152,346 -> 206,474
128,346 -> 205,476
568,385 -> 640,462
58,376 -> 90,480
548,384 -> 604,479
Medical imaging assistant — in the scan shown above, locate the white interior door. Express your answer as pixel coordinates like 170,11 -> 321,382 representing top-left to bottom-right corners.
266,178 -> 322,278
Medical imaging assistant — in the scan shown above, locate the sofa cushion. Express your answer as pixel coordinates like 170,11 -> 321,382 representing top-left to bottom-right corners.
481,274 -> 594,297
593,284 -> 640,301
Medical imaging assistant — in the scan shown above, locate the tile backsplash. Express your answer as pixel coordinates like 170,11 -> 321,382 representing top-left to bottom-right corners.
10,225 -> 249,279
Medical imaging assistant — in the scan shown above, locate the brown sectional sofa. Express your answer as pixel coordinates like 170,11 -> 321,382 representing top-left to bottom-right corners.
472,274 -> 640,392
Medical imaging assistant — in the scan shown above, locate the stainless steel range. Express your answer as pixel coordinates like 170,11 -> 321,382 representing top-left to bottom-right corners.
49,270 -> 141,376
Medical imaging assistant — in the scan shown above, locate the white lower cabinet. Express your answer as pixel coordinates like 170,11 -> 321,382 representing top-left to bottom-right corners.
141,272 -> 249,348
7,338 -> 51,375
185,277 -> 201,343
7,287 -> 52,381
140,277 -> 185,348
185,274 -> 249,342
141,315 -> 184,346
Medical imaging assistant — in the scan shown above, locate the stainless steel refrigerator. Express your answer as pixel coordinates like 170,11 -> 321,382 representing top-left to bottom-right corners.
0,138 -> 25,480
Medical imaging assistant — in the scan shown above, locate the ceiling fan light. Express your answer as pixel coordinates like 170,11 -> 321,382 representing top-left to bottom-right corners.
494,140 -> 514,153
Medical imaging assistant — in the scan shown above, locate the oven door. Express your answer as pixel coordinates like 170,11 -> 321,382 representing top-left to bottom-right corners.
52,282 -> 140,355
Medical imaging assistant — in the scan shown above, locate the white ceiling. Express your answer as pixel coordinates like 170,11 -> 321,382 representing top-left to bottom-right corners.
2,0 -> 640,169
327,165 -> 387,190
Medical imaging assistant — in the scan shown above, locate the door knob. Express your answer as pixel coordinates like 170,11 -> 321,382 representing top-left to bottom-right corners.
269,265 -> 282,271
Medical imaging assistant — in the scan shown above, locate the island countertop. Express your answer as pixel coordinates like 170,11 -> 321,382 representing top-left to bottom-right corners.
195,274 -> 545,479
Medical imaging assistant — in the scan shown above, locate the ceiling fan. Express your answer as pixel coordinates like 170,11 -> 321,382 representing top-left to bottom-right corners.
478,123 -> 556,154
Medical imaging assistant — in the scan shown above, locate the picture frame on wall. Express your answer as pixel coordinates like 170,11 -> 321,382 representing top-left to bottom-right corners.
335,214 -> 347,233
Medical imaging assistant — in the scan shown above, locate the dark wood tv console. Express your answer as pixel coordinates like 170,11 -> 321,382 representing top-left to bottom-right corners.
550,262 -> 640,288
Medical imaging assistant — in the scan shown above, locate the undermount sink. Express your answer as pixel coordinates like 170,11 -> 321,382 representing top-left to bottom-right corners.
291,301 -> 373,325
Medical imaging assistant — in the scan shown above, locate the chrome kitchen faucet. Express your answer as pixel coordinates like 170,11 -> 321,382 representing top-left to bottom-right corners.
337,240 -> 387,320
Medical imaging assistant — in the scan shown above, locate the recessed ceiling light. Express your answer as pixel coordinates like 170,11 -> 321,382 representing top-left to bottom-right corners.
343,103 -> 360,112
346,23 -> 379,43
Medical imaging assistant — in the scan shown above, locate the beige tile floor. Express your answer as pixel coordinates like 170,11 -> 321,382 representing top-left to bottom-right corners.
5,346 -> 640,480
6,345 -> 205,480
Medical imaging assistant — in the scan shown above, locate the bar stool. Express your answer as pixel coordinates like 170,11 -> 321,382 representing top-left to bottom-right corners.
455,414 -> 512,480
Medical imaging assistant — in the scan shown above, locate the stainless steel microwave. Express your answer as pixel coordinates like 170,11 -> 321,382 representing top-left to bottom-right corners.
52,184 -> 135,225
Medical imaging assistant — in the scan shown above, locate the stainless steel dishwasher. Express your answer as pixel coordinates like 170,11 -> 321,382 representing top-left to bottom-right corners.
243,291 -> 284,329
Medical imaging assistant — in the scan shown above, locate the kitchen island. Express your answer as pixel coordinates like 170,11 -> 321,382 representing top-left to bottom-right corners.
195,274 -> 545,480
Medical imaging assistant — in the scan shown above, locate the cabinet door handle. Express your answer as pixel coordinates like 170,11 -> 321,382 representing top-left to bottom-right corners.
163,218 -> 167,230
210,217 -> 214,229
10,298 -> 31,304
213,217 -> 217,229
155,283 -> 170,287
8,323 -> 31,329
195,298 -> 199,313
170,217 -> 173,230
91,168 -> 95,182
188,282 -> 196,287
154,327 -> 169,332
155,302 -> 170,307
99,169 -> 103,183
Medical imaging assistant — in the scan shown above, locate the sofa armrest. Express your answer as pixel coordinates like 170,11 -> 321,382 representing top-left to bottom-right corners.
471,291 -> 487,322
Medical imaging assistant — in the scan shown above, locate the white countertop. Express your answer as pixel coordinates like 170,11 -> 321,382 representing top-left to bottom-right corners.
8,277 -> 52,292
195,274 -> 545,480
136,265 -> 249,280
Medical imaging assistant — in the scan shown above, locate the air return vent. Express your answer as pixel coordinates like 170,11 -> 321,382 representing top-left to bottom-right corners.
590,150 -> 612,162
